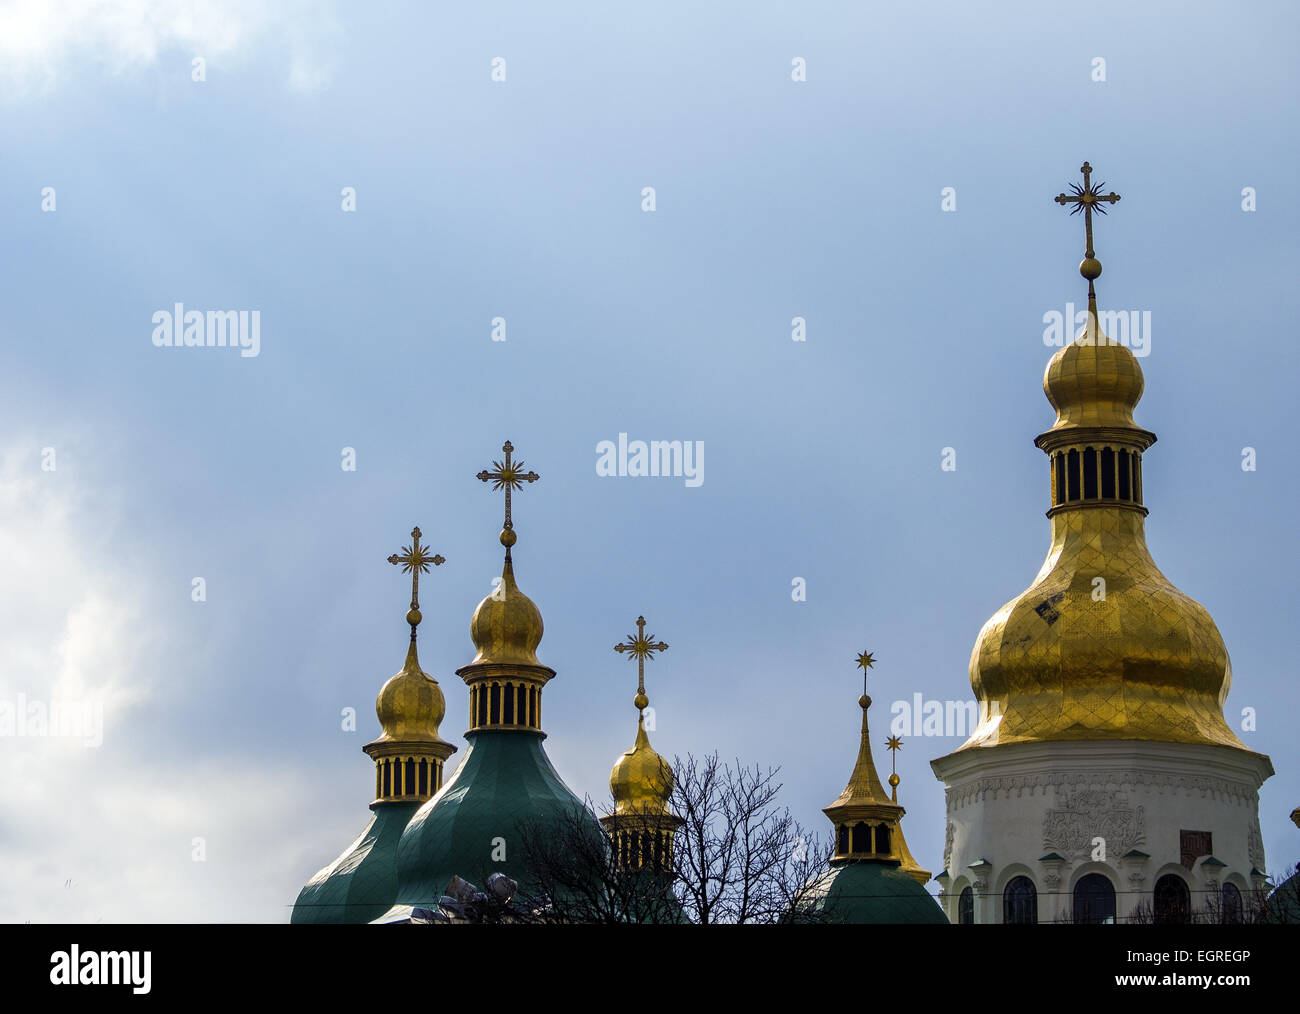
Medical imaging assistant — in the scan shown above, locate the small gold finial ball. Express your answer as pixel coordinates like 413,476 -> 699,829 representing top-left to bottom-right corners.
499,528 -> 517,547
634,692 -> 649,710
406,607 -> 422,626
1079,257 -> 1103,280
859,694 -> 871,709
889,773 -> 900,788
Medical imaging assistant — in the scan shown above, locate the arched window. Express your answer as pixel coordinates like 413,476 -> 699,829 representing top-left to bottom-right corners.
836,825 -> 849,855
503,682 -> 515,724
1118,448 -> 1131,499
517,684 -> 527,725
1101,447 -> 1115,498
958,887 -> 974,925
417,759 -> 427,797
490,683 -> 501,724
382,760 -> 391,798
1067,449 -> 1080,501
1221,883 -> 1243,924
1003,876 -> 1038,924
851,821 -> 870,854
1154,874 -> 1190,924
875,823 -> 891,854
1083,447 -> 1098,499
477,685 -> 488,727
1073,873 -> 1116,924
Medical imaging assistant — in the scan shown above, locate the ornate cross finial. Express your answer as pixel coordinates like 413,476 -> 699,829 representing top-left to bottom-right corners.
855,650 -> 876,697
476,440 -> 540,551
614,615 -> 669,704
387,526 -> 444,638
1054,161 -> 1121,314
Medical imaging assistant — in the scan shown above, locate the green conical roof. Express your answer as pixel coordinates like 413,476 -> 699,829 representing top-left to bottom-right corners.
376,729 -> 599,920
803,860 -> 948,925
291,801 -> 420,924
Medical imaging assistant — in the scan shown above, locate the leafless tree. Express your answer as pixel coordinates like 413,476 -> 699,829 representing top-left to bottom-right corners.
464,752 -> 835,924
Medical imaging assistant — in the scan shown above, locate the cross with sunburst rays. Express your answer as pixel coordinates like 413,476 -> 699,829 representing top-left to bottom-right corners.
1054,161 -> 1121,260
387,526 -> 444,626
476,440 -> 540,533
614,615 -> 669,697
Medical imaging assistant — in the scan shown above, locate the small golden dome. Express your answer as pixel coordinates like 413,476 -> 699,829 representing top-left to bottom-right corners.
609,714 -> 673,816
371,642 -> 449,745
468,555 -> 544,666
1043,322 -> 1145,431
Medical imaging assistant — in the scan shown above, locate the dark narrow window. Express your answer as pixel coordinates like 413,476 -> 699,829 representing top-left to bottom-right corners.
382,760 -> 391,797
404,759 -> 414,795
875,823 -> 891,854
1221,883 -> 1243,924
477,685 -> 488,727
1083,447 -> 1098,499
959,887 -> 974,925
837,825 -> 849,855
1133,454 -> 1142,504
528,686 -> 537,727
1154,875 -> 1190,924
1101,448 -> 1115,498
851,821 -> 869,853
1055,454 -> 1066,506
1073,873 -> 1116,924
417,760 -> 427,796
1118,449 -> 1131,499
490,683 -> 501,724
503,682 -> 514,724
1067,449 -> 1080,501
1003,876 -> 1038,924
517,684 -> 527,725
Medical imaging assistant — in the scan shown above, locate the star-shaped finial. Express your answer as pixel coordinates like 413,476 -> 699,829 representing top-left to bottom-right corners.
856,651 -> 876,672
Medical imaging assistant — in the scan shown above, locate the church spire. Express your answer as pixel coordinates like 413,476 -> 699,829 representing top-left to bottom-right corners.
363,527 -> 457,804
602,614 -> 682,873
823,653 -> 929,884
458,440 -> 555,731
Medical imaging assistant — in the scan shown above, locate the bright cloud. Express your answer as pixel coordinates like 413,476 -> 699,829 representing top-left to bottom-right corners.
0,0 -> 340,95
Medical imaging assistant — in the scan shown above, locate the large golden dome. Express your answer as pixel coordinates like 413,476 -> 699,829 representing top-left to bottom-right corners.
963,508 -> 1242,749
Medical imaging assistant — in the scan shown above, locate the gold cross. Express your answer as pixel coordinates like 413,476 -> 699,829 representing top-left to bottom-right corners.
1054,161 -> 1121,261
387,526 -> 444,634
476,440 -> 540,537
614,615 -> 669,699
855,650 -> 876,697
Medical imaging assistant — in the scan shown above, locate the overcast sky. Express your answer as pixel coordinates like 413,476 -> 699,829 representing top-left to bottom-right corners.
1,0 -> 1296,921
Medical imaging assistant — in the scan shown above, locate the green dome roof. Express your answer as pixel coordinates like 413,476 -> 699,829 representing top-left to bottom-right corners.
291,801 -> 420,924
376,729 -> 599,920
803,860 -> 948,925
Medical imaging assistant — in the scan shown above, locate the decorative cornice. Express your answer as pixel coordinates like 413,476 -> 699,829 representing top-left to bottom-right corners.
945,768 -> 1261,811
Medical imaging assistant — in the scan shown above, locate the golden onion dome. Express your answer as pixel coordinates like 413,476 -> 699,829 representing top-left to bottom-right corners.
371,641 -> 449,745
468,551 -> 544,666
609,707 -> 674,817
1043,323 -> 1145,431
964,537 -> 1243,749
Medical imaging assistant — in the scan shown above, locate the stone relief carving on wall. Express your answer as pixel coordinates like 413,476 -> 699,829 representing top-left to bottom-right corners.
1042,789 -> 1146,860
